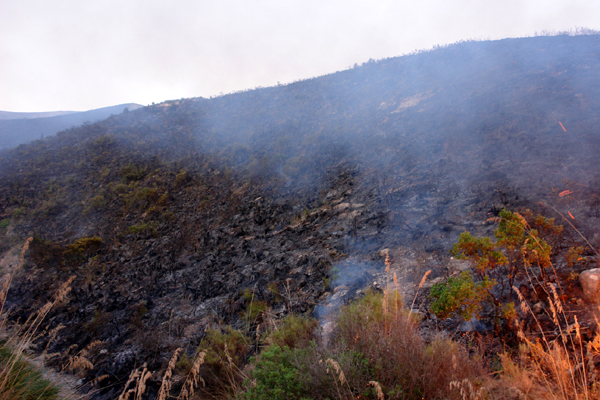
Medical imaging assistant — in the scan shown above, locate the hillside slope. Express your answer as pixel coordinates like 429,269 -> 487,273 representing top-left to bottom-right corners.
1,34 -> 600,397
0,103 -> 143,149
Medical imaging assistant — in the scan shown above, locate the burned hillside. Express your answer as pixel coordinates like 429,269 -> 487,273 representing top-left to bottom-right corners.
1,34 -> 600,397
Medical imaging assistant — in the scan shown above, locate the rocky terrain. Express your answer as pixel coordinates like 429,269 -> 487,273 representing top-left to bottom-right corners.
1,33 -> 600,397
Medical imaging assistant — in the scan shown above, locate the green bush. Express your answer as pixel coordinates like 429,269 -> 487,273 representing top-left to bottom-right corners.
241,288 -> 267,323
243,345 -> 309,400
86,194 -> 106,212
120,164 -> 147,182
451,232 -> 506,279
199,326 -> 249,389
243,300 -> 267,323
429,271 -> 495,320
267,314 -> 317,350
63,236 -> 103,260
127,222 -> 157,237
174,168 -> 191,187
0,344 -> 59,400
452,209 -> 558,290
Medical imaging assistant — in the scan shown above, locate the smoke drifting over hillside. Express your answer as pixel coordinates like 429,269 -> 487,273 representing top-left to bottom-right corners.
0,34 -> 600,397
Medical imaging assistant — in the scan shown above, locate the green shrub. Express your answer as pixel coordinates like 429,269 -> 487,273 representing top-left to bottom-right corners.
451,232 -> 506,279
174,168 -> 190,187
121,186 -> 158,209
162,210 -> 175,221
241,288 -> 267,323
566,246 -> 584,267
244,300 -> 267,323
133,187 -> 158,204
158,193 -> 170,206
199,326 -> 249,390
0,344 -> 59,400
127,222 -> 157,237
86,194 -> 106,211
175,352 -> 192,374
0,219 -> 8,229
267,282 -> 282,302
120,164 -> 147,182
267,314 -> 317,350
429,271 -> 495,320
453,209 -> 558,290
63,236 -> 103,264
243,345 -> 309,400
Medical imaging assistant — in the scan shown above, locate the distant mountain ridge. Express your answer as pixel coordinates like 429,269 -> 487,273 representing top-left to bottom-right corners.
0,103 -> 143,149
0,110 -> 79,120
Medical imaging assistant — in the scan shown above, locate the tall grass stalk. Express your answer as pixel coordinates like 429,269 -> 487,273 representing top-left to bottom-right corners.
507,283 -> 600,399
0,238 -> 65,400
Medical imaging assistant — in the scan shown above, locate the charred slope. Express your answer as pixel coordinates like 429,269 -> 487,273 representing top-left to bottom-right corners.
0,34 -> 600,395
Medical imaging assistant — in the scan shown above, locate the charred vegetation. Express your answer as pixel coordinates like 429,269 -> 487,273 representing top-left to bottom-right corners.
0,34 -> 600,398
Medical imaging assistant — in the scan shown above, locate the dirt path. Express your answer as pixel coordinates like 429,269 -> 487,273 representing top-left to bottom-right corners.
29,355 -> 86,400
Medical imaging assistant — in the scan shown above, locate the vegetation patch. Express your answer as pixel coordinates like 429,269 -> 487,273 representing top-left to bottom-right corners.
0,344 -> 59,400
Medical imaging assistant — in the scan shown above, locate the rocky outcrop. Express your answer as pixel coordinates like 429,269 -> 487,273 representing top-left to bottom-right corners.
579,268 -> 600,304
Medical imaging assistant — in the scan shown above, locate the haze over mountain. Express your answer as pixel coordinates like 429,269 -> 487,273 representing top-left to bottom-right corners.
1,34 -> 599,397
0,110 -> 79,120
0,103 -> 143,150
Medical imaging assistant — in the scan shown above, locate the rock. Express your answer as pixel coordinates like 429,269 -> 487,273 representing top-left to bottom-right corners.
423,276 -> 444,289
334,202 -> 350,211
330,290 -> 348,301
458,317 -> 489,332
532,302 -> 544,314
333,285 -> 349,293
579,268 -> 600,304
448,257 -> 470,272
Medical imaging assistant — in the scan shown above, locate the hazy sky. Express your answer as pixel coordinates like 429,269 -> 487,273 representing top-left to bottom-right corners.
2,0 -> 600,112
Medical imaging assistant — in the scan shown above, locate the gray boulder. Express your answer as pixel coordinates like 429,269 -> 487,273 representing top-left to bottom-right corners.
579,268 -> 600,304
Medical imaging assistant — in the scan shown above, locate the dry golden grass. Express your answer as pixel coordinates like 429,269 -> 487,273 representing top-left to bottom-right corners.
456,283 -> 600,400
324,357 -> 354,399
368,381 -> 384,400
177,351 -> 206,400
117,363 -> 152,400
156,347 -> 181,400
501,285 -> 600,400
61,340 -> 103,374
337,287 -> 486,400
